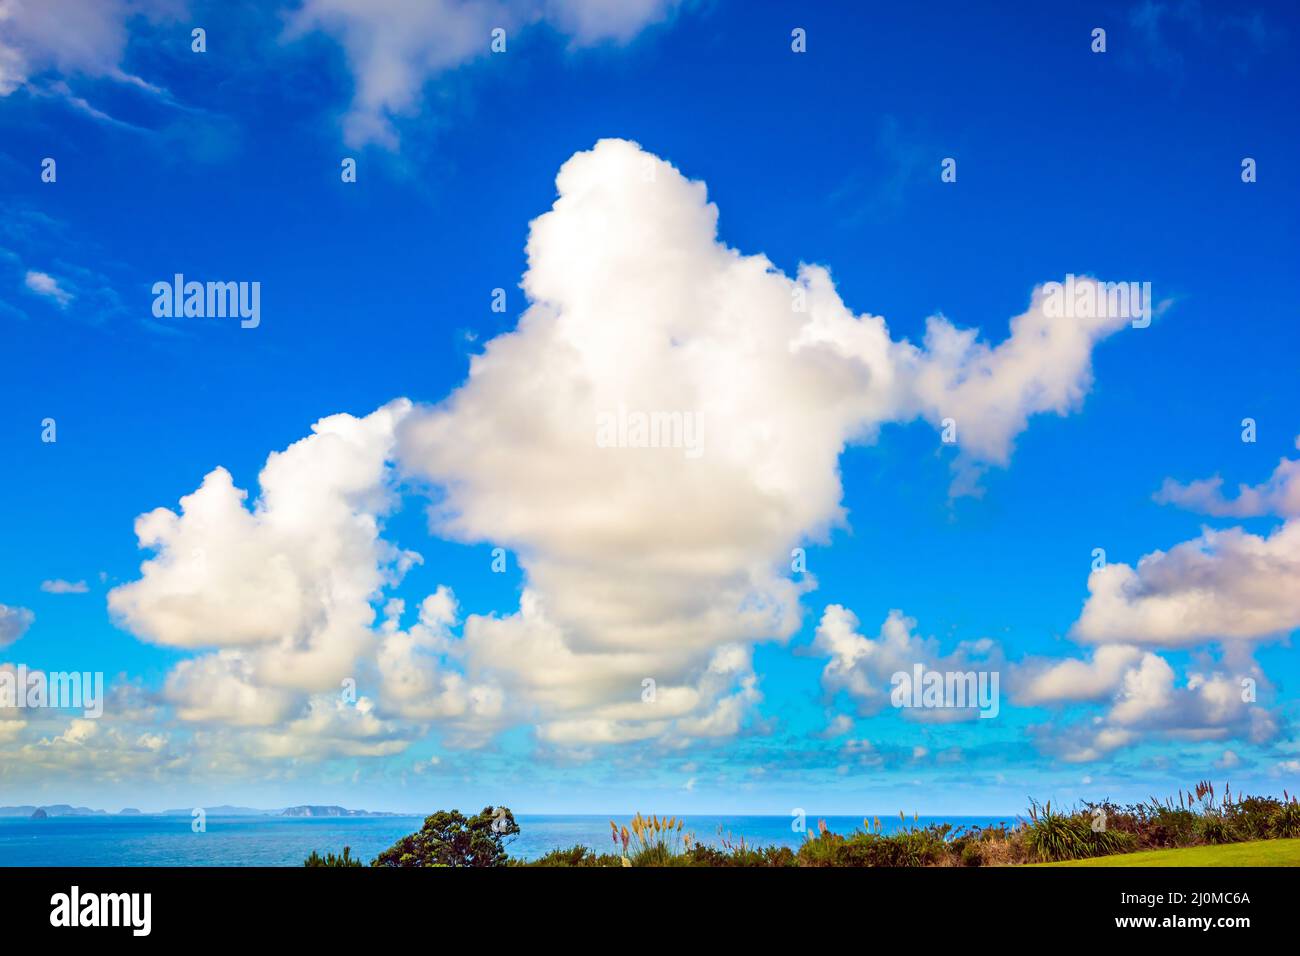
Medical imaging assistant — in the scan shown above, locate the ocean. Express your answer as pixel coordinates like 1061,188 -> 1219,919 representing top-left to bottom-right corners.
0,814 -> 1016,866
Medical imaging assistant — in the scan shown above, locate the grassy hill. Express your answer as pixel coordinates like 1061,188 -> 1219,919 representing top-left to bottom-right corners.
1035,838 -> 1300,867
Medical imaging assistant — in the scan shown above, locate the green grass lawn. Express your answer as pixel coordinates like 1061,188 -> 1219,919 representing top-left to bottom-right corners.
1034,838 -> 1300,867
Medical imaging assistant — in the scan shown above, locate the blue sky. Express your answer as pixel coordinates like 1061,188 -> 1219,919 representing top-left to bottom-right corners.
1,0 -> 1298,815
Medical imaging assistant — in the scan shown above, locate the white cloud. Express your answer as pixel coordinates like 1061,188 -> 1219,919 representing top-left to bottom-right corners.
1074,521 -> 1300,647
1028,650 -> 1278,762
161,653 -> 300,727
109,401 -> 426,742
1,2 -> 679,145
1079,442 -> 1300,647
0,604 -> 34,646
814,606 -> 923,713
1106,657 -> 1273,742
1216,748 -> 1241,769
1105,652 -> 1177,725
111,401 -> 411,654
1026,444 -> 1300,761
40,579 -> 88,594
1038,723 -> 1137,764
105,399 -> 501,761
0,676 -> 181,781
286,0 -> 684,147
812,604 -> 1001,721
395,138 -> 1126,744
820,713 -> 853,738
0,0 -> 183,96
543,0 -> 682,44
1155,437 -> 1300,518
243,695 -> 416,760
23,270 -> 73,306
103,139 -> 1130,758
374,590 -> 504,729
1012,644 -> 1142,705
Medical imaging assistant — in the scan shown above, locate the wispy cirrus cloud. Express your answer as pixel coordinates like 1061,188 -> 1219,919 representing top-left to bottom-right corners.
1126,0 -> 1280,76
2,1 -> 689,148
0,0 -> 187,114
284,0 -> 687,147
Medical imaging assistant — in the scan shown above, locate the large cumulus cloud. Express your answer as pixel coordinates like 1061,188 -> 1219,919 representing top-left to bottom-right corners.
109,139 -> 1135,759
397,138 -> 1132,747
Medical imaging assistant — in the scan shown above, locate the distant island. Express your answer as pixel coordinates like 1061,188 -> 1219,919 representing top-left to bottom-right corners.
0,803 -> 408,818
280,805 -> 403,818
0,804 -> 106,818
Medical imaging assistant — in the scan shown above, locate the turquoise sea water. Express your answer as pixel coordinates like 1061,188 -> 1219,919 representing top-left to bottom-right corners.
0,814 -> 1015,866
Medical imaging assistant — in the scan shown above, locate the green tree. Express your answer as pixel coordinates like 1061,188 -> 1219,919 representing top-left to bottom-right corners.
372,807 -> 519,867
303,845 -> 363,867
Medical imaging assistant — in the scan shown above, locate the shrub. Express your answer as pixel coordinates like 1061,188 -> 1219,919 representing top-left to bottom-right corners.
1024,801 -> 1092,862
1272,794 -> 1300,838
683,843 -> 796,867
1142,805 -> 1200,848
1197,813 -> 1234,845
1226,796 -> 1283,841
796,830 -> 847,867
858,825 -> 953,867
517,845 -> 622,867
1088,827 -> 1134,856
734,845 -> 798,867
792,818 -> 956,867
